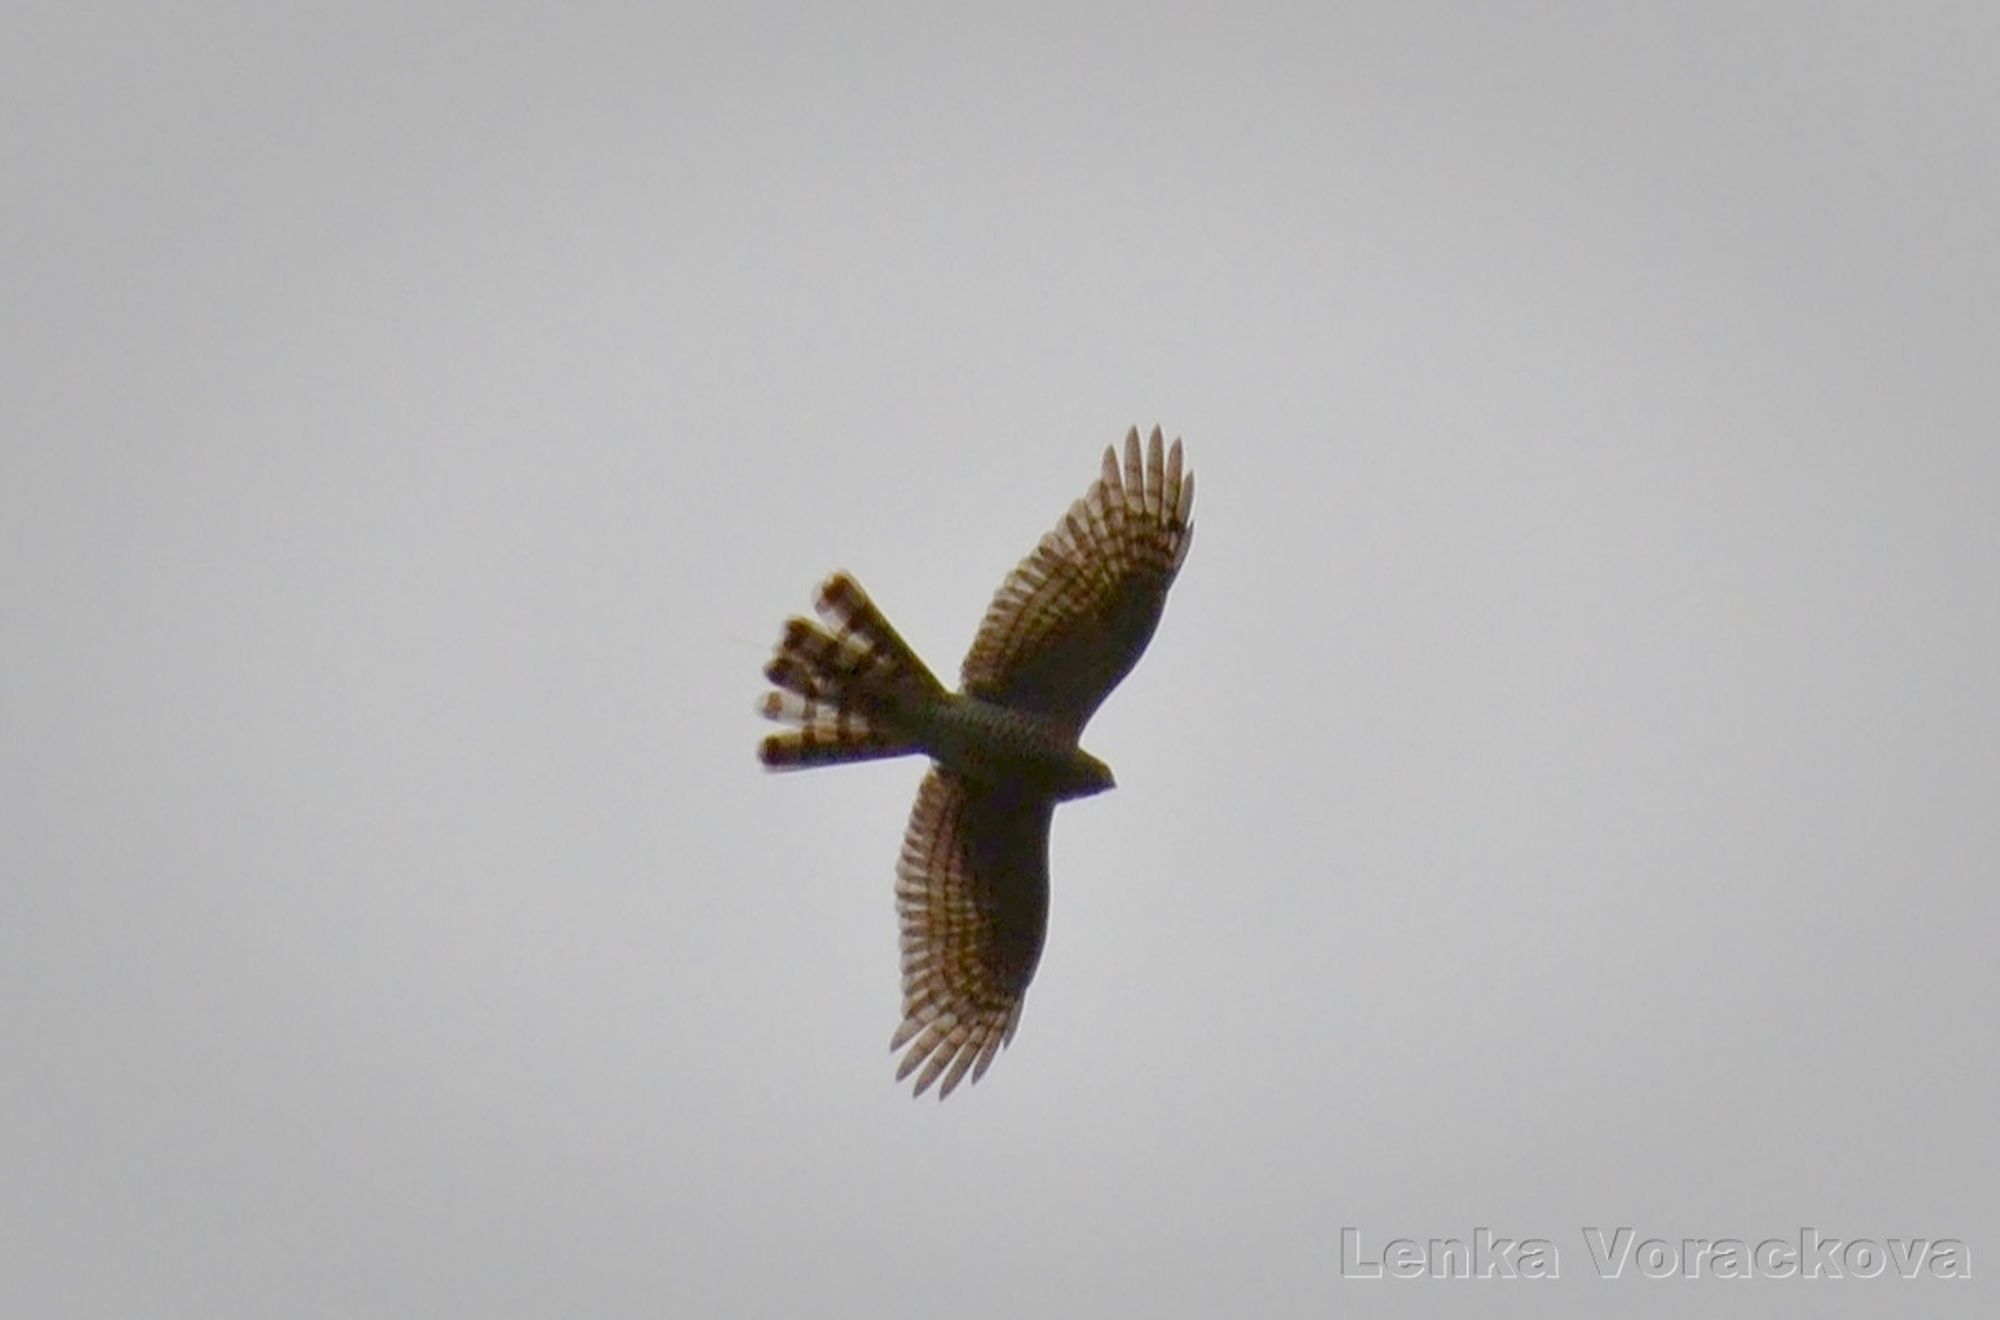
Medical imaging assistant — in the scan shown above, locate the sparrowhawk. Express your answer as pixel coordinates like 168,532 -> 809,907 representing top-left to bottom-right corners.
759,427 -> 1194,1097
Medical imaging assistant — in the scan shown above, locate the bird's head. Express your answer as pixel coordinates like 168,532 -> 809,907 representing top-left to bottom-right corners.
1058,750 -> 1116,801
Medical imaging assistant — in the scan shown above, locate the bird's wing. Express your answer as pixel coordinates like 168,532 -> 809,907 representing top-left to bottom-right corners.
891,767 -> 1054,1098
959,427 -> 1194,736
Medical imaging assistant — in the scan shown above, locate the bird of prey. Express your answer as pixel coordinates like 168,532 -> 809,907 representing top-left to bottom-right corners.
758,427 -> 1194,1098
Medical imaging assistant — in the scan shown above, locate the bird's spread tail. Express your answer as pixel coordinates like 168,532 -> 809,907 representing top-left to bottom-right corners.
758,572 -> 945,770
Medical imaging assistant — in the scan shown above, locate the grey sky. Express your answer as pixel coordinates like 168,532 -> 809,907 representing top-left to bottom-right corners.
5,4 -> 1996,1317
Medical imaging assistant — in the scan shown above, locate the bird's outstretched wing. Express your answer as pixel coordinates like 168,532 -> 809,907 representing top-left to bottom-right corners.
891,767 -> 1054,1098
959,426 -> 1194,735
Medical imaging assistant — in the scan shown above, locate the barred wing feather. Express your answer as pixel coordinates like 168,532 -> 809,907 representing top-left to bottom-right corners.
891,768 -> 1053,1098
959,427 -> 1194,735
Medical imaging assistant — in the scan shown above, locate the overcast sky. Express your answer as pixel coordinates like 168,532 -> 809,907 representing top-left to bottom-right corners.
5,4 -> 1996,1318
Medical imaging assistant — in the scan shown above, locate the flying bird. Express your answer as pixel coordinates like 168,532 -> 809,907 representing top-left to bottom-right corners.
758,426 -> 1194,1098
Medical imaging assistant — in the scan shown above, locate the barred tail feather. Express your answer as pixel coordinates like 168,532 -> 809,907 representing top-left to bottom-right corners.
757,572 -> 944,771
757,691 -> 914,768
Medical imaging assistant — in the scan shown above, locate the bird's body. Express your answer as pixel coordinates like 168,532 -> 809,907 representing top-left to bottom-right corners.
915,695 -> 1114,800
758,427 -> 1194,1097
